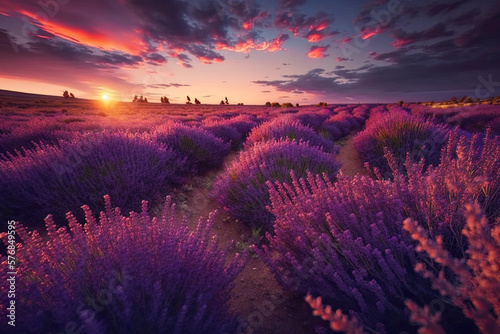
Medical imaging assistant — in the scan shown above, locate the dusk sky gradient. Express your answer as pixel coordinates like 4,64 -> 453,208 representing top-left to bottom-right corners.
0,0 -> 499,104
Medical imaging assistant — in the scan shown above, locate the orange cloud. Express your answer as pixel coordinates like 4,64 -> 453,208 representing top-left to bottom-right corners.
315,21 -> 328,31
307,33 -> 323,42
242,21 -> 253,30
307,45 -> 329,58
216,34 -> 288,53
361,26 -> 386,40
19,10 -> 144,55
199,56 -> 223,64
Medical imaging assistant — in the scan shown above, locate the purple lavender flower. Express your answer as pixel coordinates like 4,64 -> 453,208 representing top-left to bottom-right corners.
0,196 -> 246,334
0,132 -> 187,226
212,139 -> 341,232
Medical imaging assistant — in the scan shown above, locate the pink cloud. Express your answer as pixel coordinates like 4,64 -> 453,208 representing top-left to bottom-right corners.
307,45 -> 330,59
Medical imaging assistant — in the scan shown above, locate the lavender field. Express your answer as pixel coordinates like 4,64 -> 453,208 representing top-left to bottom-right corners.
0,93 -> 499,334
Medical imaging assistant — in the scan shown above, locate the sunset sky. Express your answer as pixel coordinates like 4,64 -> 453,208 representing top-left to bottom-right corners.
0,0 -> 499,104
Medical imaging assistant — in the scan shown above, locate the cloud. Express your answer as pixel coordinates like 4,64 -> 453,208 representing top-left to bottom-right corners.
278,0 -> 307,9
216,33 -> 289,53
0,29 -> 139,96
391,23 -> 454,48
307,45 -> 330,58
0,0 -> 288,66
336,57 -> 352,62
274,10 -> 336,42
144,53 -> 167,64
426,0 -> 471,16
147,83 -> 191,88
253,34 -> 500,102
1,0 -> 144,54
447,8 -> 482,26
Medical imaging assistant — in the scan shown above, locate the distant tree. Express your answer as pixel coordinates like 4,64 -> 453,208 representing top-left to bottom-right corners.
458,96 -> 467,103
187,96 -> 191,103
450,96 -> 458,103
195,98 -> 201,105
63,90 -> 69,98
220,100 -> 225,105
282,102 -> 294,108
139,95 -> 144,102
316,102 -> 327,107
265,102 -> 271,107
133,95 -> 138,102
69,93 -> 75,98
295,103 -> 300,107
398,100 -> 404,106
464,96 -> 473,103
237,103 -> 244,105
271,102 -> 281,107
225,97 -> 229,105
144,98 -> 148,103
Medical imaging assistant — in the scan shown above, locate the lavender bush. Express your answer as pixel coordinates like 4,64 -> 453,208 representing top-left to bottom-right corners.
389,129 -> 500,256
224,114 -> 259,136
306,203 -> 495,334
292,109 -> 331,130
0,196 -> 246,334
256,172 -> 437,332
201,118 -> 243,150
404,203 -> 500,334
151,121 -> 230,173
0,132 -> 187,226
245,117 -> 337,153
212,139 -> 341,232
0,119 -> 73,156
354,110 -> 450,178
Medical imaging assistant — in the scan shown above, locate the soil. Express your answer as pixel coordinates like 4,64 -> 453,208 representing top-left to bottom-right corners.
171,135 -> 368,334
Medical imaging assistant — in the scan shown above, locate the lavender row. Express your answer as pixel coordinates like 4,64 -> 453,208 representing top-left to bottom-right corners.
0,196 -> 246,333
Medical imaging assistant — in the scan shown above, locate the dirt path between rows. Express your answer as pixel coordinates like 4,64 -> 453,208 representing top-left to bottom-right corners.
173,134 -> 368,334
336,133 -> 371,177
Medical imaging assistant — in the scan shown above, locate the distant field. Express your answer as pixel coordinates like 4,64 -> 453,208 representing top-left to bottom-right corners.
1,93 -> 499,334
